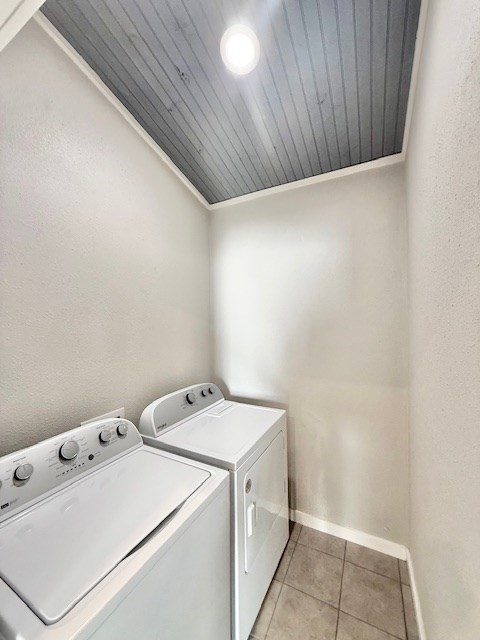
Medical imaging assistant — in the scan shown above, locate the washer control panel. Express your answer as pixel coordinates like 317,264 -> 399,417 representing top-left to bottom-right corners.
139,383 -> 224,438
0,418 -> 141,523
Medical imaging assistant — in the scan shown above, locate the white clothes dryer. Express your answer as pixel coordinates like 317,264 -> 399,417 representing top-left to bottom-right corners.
139,383 -> 289,640
0,417 -> 230,640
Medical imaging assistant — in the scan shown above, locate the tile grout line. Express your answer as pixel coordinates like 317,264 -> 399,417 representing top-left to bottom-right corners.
338,608 -> 407,640
283,537 -> 298,578
297,532 -> 403,576
262,582 -> 283,640
296,539 -> 402,583
261,525 -> 301,639
334,542 -> 347,639
281,582 -> 338,614
343,559 -> 403,584
263,538 -> 298,640
296,539 -> 346,562
251,529 -> 296,640
341,559 -> 407,637
399,559 -> 409,640
280,581 -> 406,640
270,564 -> 408,640
397,558 -> 413,586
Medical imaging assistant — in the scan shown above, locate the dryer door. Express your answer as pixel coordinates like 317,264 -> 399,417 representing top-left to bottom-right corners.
243,431 -> 285,573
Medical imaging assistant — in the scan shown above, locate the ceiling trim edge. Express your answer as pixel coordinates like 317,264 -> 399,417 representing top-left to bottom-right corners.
208,154 -> 405,210
0,0 -> 45,52
34,12 -> 211,210
400,0 -> 429,159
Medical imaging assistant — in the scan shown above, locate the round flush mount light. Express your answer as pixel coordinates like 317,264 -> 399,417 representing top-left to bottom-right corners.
220,25 -> 260,75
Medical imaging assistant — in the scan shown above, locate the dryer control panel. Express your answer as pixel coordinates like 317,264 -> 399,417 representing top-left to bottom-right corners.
139,383 -> 224,437
0,418 -> 141,523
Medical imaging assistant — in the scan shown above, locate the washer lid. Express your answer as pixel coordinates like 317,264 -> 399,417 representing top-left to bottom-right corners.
0,448 -> 209,624
158,402 -> 285,470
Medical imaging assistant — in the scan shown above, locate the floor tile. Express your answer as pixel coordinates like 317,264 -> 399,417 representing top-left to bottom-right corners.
298,525 -> 346,559
284,543 -> 343,607
345,542 -> 399,580
337,612 -> 400,640
274,538 -> 296,582
402,584 -> 420,640
266,584 -> 337,640
340,562 -> 406,639
250,579 -> 282,639
399,560 -> 410,585
289,520 -> 302,542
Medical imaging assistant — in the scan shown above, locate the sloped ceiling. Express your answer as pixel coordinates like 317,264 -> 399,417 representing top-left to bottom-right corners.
41,0 -> 421,204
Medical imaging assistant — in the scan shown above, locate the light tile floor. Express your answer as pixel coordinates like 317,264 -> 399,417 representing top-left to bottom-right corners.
249,522 -> 419,640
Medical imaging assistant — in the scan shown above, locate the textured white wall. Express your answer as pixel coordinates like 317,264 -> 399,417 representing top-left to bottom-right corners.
0,21 -> 210,455
211,164 -> 409,544
405,0 -> 480,637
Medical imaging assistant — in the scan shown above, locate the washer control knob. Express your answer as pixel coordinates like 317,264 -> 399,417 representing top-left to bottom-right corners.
14,463 -> 34,482
208,387 -> 214,395
201,389 -> 207,397
117,423 -> 128,437
99,429 -> 112,443
186,392 -> 196,405
59,440 -> 80,461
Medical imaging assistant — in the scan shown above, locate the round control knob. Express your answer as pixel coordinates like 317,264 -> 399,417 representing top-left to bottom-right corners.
14,463 -> 34,482
59,440 -> 80,461
201,389 -> 207,397
208,387 -> 214,395
117,423 -> 128,437
99,429 -> 112,443
186,392 -> 196,405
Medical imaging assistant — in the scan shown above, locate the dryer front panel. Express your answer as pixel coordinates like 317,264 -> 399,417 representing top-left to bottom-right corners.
235,423 -> 289,640
243,431 -> 285,574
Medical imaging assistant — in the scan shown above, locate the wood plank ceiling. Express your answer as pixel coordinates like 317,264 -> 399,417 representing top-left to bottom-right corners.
41,0 -> 421,204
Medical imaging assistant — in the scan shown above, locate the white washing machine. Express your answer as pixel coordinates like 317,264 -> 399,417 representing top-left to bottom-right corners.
0,417 -> 230,640
139,383 -> 289,640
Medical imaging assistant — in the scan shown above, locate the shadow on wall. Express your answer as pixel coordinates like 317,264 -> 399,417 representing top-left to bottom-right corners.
210,166 -> 409,542
213,247 -> 408,537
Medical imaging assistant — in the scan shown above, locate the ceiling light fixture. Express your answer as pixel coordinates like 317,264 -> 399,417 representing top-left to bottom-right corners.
220,25 -> 260,75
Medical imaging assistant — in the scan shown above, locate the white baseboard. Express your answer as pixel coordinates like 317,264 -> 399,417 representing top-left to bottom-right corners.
290,509 -> 407,560
406,549 -> 427,640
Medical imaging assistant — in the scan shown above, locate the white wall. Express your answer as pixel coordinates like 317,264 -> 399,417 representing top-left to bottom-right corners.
405,0 -> 480,637
211,164 -> 409,544
0,21 -> 210,455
